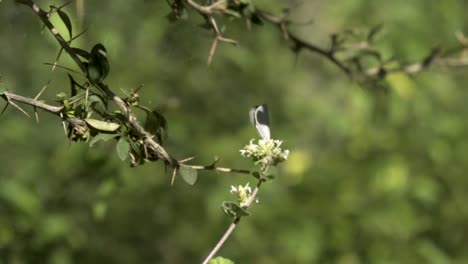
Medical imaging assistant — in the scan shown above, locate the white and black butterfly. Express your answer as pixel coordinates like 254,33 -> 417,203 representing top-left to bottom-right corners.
249,104 -> 271,141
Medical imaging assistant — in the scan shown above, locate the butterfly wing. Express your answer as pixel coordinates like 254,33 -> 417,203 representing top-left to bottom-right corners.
250,104 -> 271,140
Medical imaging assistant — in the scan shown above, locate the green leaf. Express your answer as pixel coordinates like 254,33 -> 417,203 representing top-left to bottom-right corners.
179,166 -> 198,185
57,9 -> 72,39
116,137 -> 130,161
56,92 -> 67,100
0,86 -> 6,95
85,118 -> 120,132
71,47 -> 90,60
209,256 -> 235,264
89,133 -> 119,147
221,201 -> 250,218
251,171 -> 261,179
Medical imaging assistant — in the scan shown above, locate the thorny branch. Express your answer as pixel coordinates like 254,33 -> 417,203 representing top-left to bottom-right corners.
8,0 -> 252,181
175,0 -> 468,78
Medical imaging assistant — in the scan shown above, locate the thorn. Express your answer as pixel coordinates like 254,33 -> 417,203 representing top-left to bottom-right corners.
210,156 -> 221,167
51,61 -> 58,71
60,112 -> 67,135
0,102 -> 9,116
34,106 -> 40,123
57,0 -> 73,10
9,100 -> 30,118
207,38 -> 218,66
171,167 -> 178,186
34,80 -> 51,100
43,63 -> 80,74
179,156 -> 197,163
52,47 -> 63,72
143,144 -> 149,159
69,27 -> 89,42
218,36 -> 238,46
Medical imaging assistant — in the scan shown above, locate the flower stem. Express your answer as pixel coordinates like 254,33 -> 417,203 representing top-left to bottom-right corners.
201,179 -> 263,264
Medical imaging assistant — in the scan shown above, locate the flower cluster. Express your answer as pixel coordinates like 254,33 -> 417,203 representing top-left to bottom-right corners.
240,139 -> 289,173
230,183 -> 255,207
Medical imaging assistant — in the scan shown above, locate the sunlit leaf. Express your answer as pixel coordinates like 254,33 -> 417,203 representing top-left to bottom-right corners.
56,92 -> 67,100
85,118 -> 120,132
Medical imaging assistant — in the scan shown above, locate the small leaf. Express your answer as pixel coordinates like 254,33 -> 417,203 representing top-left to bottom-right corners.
251,171 -> 261,179
56,92 -> 67,100
71,47 -> 90,60
221,201 -> 250,218
85,118 -> 120,132
179,166 -> 198,185
116,137 -> 130,161
89,132 -> 119,147
57,9 -> 72,39
0,86 -> 6,95
209,256 -> 235,264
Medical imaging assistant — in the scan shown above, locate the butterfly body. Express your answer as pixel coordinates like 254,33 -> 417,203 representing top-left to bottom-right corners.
249,104 -> 271,140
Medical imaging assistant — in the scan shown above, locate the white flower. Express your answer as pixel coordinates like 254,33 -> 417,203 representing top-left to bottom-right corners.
230,183 -> 253,207
239,138 -> 289,173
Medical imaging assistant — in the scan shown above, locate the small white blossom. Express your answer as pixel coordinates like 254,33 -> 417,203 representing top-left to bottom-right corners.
230,183 -> 253,207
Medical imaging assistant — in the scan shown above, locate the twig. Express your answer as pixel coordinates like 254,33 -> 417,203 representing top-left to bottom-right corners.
183,163 -> 251,175
201,179 -> 264,264
2,91 -> 63,113
180,1 -> 468,78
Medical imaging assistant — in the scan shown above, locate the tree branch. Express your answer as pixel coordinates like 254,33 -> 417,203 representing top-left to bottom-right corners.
19,0 -> 178,166
177,0 -> 468,79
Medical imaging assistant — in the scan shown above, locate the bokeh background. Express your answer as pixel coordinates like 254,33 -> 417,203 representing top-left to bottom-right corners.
1,0 -> 468,263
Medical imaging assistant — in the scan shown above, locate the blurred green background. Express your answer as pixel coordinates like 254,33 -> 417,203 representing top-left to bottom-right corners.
1,0 -> 468,263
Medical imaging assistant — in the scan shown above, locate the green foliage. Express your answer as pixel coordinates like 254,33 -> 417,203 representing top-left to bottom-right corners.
222,201 -> 250,218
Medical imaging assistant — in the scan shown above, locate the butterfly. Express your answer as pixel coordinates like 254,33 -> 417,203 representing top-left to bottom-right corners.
249,104 -> 271,141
